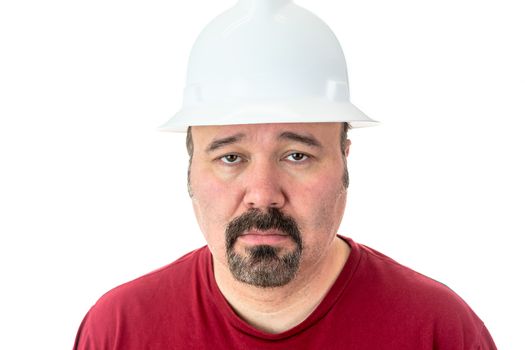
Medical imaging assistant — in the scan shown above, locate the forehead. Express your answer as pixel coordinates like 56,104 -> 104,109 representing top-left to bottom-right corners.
190,122 -> 342,150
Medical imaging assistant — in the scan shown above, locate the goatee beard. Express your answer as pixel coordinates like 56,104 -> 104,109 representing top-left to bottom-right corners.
225,208 -> 303,288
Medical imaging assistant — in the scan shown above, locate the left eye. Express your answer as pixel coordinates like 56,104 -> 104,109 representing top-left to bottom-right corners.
285,153 -> 309,162
220,154 -> 242,164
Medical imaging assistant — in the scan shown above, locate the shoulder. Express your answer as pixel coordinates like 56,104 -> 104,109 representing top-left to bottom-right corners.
343,238 -> 495,347
94,246 -> 208,309
73,246 -> 210,348
355,242 -> 476,316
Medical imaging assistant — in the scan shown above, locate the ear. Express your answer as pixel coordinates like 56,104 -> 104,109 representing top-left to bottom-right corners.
344,139 -> 351,158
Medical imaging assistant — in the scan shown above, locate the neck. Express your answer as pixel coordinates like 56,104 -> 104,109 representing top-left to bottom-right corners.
213,236 -> 350,333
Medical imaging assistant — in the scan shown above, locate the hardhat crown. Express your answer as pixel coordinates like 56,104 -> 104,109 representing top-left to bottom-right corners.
159,0 -> 377,131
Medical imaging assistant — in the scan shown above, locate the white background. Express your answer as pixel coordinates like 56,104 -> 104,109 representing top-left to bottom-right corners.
0,0 -> 523,348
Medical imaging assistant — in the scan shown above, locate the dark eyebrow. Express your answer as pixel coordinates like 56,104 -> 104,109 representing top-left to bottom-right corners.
279,131 -> 322,148
206,133 -> 245,153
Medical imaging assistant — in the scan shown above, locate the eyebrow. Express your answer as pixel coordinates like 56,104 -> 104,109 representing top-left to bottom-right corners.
206,133 -> 246,153
205,131 -> 322,153
279,131 -> 322,148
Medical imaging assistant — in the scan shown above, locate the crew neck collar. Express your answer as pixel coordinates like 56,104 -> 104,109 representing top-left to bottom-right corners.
204,235 -> 363,340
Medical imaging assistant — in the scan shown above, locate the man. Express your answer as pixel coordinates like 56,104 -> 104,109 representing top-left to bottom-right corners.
74,0 -> 496,348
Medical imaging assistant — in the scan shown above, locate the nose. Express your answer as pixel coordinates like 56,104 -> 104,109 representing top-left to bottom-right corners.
242,159 -> 286,210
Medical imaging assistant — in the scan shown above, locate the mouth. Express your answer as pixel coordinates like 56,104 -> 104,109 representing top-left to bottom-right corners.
237,229 -> 291,245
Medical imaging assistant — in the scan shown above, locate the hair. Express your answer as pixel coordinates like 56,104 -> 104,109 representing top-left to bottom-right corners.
186,122 -> 351,195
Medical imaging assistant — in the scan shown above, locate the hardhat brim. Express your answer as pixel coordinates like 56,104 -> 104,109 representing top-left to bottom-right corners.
158,99 -> 379,132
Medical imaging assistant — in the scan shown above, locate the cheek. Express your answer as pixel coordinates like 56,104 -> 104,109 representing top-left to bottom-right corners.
311,189 -> 346,232
294,166 -> 347,239
300,163 -> 346,207
190,165 -> 242,251
191,162 -> 226,208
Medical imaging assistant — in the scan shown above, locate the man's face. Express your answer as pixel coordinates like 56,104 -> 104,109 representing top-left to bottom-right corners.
189,123 -> 350,288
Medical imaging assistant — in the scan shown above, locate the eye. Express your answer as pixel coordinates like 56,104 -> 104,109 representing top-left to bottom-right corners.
285,152 -> 309,162
219,154 -> 242,164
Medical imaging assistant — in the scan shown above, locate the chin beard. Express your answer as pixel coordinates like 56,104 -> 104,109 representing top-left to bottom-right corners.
227,244 -> 301,288
225,208 -> 303,288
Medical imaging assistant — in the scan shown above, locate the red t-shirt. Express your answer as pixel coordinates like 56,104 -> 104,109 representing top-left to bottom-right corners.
73,236 -> 496,349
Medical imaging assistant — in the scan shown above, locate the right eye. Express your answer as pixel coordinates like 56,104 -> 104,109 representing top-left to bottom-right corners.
219,154 -> 242,164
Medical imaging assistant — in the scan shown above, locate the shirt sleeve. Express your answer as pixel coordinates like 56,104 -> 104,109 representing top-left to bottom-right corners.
477,324 -> 497,350
72,307 -> 116,350
72,311 -> 92,350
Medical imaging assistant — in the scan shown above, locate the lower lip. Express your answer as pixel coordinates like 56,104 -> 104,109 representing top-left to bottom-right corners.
238,234 -> 291,245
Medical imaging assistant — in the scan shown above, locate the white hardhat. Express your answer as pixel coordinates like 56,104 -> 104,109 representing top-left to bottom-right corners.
159,0 -> 378,132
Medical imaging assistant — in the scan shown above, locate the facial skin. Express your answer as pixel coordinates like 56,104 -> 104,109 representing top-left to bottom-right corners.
189,122 -> 350,289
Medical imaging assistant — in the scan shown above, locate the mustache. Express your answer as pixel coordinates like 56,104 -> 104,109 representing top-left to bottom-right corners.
225,208 -> 303,250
